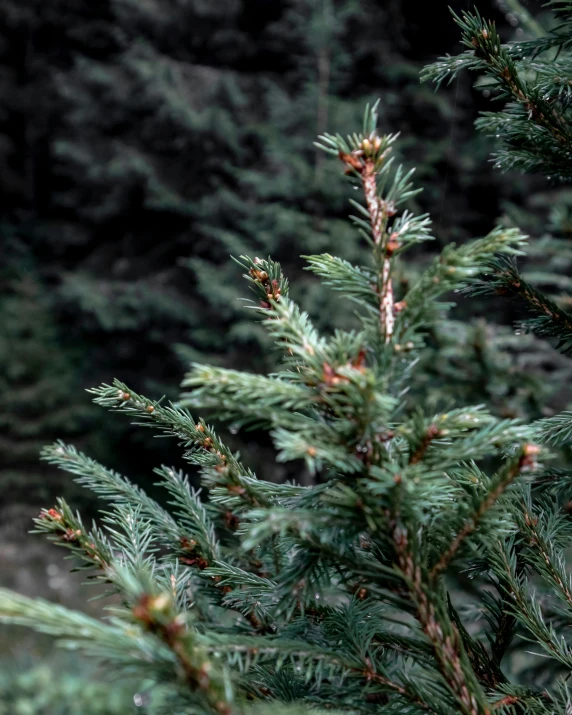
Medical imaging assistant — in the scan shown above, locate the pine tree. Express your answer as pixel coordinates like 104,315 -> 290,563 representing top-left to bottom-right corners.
0,270 -> 93,503
423,3 -> 572,423
7,102 -> 572,714
422,0 -> 572,181
417,1 -> 572,424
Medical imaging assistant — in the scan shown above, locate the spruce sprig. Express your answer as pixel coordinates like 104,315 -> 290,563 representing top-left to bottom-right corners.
422,6 -> 572,179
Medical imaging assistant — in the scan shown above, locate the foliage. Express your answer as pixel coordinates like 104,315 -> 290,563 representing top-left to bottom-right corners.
424,1 -> 572,438
0,273 -> 92,502
5,103 -> 572,714
422,3 -> 572,706
422,0 -> 572,180
0,658 -> 140,715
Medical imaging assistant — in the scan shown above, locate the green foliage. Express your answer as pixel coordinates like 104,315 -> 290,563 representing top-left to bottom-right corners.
5,104 -> 572,715
0,660 -> 138,715
422,3 -> 572,180
424,0 -> 572,411
422,1 -> 572,434
0,274 -> 93,502
423,6 -> 572,707
470,256 -> 572,353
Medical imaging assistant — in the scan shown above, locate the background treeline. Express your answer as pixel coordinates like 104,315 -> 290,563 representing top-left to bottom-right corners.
0,0 -> 554,507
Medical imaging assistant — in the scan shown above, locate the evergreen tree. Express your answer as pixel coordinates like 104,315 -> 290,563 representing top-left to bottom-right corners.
423,3 -> 572,414
6,103 -> 571,714
418,0 -> 572,424
422,0 -> 572,181
0,272 -> 93,502
420,0 -> 572,698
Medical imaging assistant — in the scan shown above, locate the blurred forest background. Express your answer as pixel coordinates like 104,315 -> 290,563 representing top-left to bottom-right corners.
2,0 -> 571,710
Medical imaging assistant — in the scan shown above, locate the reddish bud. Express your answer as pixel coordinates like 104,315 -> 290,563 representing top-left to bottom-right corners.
42,508 -> 63,522
224,511 -> 240,530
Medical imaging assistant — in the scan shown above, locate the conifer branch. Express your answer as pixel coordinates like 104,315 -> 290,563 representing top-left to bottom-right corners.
0,586 -> 236,715
424,10 -> 568,137
430,445 -> 539,580
42,441 -> 183,544
154,465 -> 220,563
351,662 -> 441,713
181,366 -> 317,428
469,257 -> 572,354
130,591 -> 235,715
0,99 -> 561,712
422,7 -> 572,178
446,598 -> 506,691
393,524 -> 491,715
536,412 -> 572,445
491,542 -> 572,671
206,632 -> 441,713
408,423 -> 441,465
316,102 -> 428,350
35,499 -> 113,572
396,227 -> 527,346
518,502 -> 572,615
89,380 -> 269,513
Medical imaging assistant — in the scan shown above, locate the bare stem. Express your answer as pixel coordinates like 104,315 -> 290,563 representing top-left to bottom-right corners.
361,163 -> 394,342
380,255 -> 394,343
339,151 -> 395,343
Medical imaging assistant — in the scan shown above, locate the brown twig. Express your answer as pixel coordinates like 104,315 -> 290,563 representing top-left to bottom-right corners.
409,424 -> 441,465
339,148 -> 395,343
491,695 -> 519,710
134,593 -> 234,715
362,159 -> 395,343
393,524 -> 491,715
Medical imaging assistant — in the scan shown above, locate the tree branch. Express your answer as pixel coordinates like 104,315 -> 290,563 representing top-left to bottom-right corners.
430,445 -> 538,580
